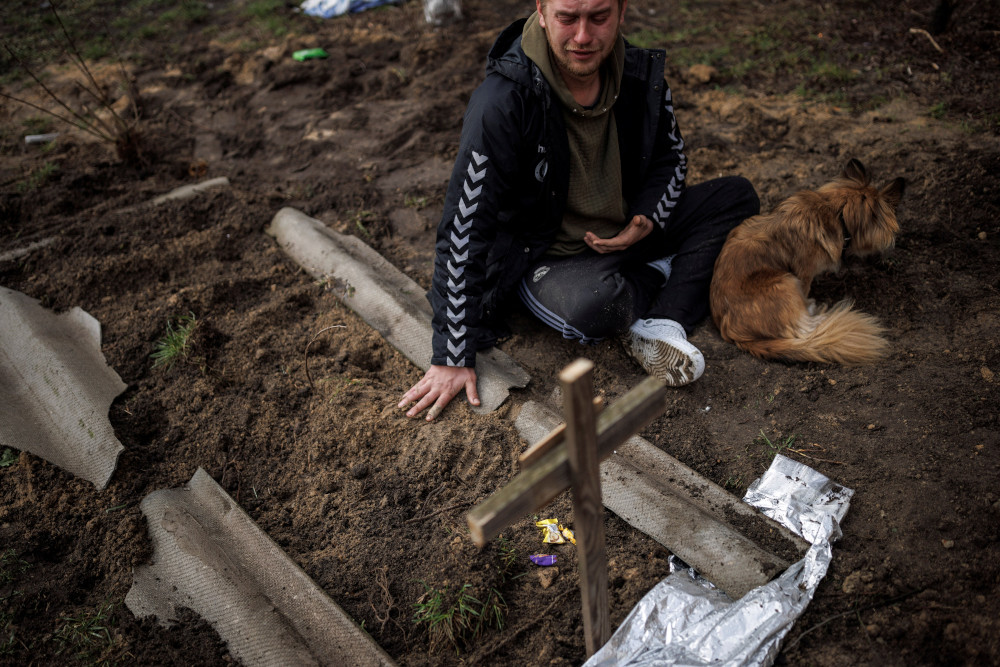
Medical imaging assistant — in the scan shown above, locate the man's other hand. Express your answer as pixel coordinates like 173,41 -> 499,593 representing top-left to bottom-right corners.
398,365 -> 480,421
584,214 -> 654,253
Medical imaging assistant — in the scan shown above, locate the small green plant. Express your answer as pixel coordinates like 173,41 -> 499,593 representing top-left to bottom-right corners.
243,0 -> 291,37
16,161 -> 58,193
495,535 -> 518,573
1,607 -> 21,657
929,101 -> 947,120
159,0 -> 210,24
476,586 -> 507,636
756,430 -> 797,459
412,582 -> 481,652
0,448 -> 18,467
404,194 -> 428,209
723,429 -> 798,489
470,535 -> 520,637
53,600 -> 122,664
723,472 -> 746,489
809,61 -> 857,83
150,312 -> 197,371
0,549 -> 31,584
624,28 -> 671,49
350,210 -> 376,237
325,376 -> 363,401
21,115 -> 53,135
0,554 -> 28,657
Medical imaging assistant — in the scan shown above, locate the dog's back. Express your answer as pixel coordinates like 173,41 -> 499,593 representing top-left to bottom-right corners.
710,159 -> 904,365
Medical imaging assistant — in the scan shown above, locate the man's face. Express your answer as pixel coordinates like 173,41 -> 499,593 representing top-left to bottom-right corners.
536,0 -> 627,84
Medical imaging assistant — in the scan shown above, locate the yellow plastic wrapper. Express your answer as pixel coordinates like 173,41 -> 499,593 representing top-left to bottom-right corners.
560,526 -> 576,545
536,518 -> 566,544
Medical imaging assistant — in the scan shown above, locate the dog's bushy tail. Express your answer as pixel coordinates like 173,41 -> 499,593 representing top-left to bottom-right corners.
739,301 -> 889,365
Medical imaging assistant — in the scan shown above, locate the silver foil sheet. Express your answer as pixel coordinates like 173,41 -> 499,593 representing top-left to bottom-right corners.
586,454 -> 853,666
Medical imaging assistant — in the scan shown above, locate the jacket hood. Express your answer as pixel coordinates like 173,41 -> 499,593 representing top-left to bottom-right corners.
485,18 -> 536,87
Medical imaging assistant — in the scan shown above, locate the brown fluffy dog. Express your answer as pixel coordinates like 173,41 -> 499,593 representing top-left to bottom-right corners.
710,159 -> 905,364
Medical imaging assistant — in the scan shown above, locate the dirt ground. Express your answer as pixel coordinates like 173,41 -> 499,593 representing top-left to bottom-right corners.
2,0 -> 999,664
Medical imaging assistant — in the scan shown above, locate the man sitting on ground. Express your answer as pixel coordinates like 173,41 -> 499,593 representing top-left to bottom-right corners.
399,0 -> 759,420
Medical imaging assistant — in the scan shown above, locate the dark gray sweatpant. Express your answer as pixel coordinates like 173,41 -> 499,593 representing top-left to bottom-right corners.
519,176 -> 759,340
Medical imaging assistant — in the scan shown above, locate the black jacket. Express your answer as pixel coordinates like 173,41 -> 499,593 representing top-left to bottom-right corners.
429,18 -> 687,368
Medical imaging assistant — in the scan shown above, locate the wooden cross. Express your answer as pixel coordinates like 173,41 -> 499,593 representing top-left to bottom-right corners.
467,359 -> 666,657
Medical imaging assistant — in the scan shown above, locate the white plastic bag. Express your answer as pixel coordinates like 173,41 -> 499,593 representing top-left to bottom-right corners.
424,0 -> 461,24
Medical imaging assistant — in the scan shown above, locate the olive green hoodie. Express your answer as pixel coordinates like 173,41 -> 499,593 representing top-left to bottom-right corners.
522,11 -> 628,256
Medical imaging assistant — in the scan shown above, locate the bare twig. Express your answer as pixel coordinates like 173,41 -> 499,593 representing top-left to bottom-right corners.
50,5 -> 107,96
783,589 -> 923,653
0,89 -> 107,141
470,589 -> 572,663
303,325 -> 346,390
789,449 -> 845,465
370,565 -> 395,633
0,41 -> 114,142
420,483 -> 446,511
0,1 -> 141,159
909,27 -> 945,53
109,35 -> 141,124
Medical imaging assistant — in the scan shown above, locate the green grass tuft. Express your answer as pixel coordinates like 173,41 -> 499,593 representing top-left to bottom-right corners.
53,600 -> 123,664
413,582 -> 481,652
150,312 -> 197,371
0,549 -> 31,584
755,429 -> 797,459
0,448 -> 18,468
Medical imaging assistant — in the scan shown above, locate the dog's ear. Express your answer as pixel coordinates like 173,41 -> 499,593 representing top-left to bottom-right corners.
881,177 -> 906,208
843,158 -> 868,183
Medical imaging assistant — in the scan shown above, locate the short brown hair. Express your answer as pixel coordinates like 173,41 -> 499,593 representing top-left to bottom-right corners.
539,0 -> 623,10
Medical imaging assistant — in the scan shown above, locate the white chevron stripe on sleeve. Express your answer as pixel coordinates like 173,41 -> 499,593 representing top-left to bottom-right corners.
443,150 -> 490,366
464,181 -> 483,199
458,198 -> 478,217
467,162 -> 487,182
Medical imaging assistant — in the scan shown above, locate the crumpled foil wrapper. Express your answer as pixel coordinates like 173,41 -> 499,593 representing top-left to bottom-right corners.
585,454 -> 854,666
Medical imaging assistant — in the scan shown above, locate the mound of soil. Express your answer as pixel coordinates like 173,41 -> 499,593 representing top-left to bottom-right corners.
1,0 -> 998,665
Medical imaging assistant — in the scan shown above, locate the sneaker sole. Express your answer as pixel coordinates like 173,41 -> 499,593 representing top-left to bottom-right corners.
627,332 -> 705,387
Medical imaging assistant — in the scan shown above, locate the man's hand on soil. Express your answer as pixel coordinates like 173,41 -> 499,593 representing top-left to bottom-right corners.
398,365 -> 480,421
584,214 -> 654,253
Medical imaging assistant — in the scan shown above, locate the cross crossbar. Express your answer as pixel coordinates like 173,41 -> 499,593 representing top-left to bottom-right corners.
467,360 -> 666,657
466,373 -> 666,547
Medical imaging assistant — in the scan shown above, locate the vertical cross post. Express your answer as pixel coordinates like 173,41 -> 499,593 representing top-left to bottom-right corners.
466,361 -> 667,659
561,359 -> 611,656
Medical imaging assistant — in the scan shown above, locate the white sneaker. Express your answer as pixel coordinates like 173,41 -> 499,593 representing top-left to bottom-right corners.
626,318 -> 705,386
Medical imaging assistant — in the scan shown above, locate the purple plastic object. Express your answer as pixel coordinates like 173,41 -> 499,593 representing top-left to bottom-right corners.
529,554 -> 558,566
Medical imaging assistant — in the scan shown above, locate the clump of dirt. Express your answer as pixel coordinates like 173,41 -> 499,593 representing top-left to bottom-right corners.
1,0 -> 998,665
